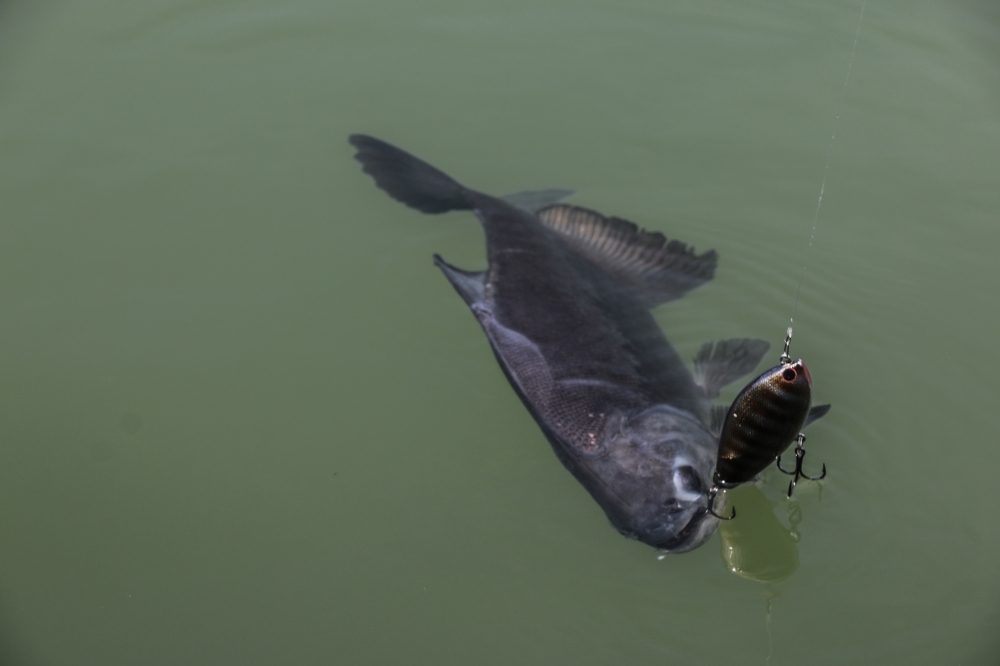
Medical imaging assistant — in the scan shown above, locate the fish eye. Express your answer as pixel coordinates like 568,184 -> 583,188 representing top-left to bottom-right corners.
674,465 -> 705,497
782,368 -> 796,381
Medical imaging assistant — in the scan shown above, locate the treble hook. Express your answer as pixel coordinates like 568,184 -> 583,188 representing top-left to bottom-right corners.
776,433 -> 827,497
707,486 -> 736,520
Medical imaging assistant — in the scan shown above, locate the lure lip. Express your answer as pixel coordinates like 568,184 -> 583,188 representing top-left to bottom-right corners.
797,359 -> 812,388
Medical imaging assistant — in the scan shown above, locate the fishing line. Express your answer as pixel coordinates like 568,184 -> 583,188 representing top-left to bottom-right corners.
764,594 -> 774,666
785,0 -> 868,350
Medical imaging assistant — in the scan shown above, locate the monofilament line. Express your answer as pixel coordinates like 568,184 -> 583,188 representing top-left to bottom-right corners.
787,0 -> 868,338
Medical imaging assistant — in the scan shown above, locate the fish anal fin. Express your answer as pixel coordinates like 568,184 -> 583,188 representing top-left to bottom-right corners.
692,338 -> 771,399
536,203 -> 717,307
433,254 -> 485,306
804,404 -> 831,428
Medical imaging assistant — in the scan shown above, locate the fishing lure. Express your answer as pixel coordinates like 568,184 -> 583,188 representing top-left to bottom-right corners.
708,330 -> 828,519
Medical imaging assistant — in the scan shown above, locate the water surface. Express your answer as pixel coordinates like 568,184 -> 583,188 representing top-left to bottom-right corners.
1,1 -> 998,664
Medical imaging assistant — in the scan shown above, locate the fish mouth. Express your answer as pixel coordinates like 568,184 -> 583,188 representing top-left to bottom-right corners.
653,506 -> 717,553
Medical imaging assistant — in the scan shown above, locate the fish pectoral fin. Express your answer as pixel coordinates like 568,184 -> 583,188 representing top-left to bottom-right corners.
433,254 -> 486,307
692,338 -> 771,399
709,404 -> 729,438
535,203 -> 717,307
804,404 -> 831,428
501,189 -> 576,213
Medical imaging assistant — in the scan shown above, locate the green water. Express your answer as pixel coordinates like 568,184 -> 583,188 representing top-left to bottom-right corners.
1,0 -> 998,663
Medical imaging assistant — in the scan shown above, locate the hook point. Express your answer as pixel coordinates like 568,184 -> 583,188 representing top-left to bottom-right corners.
707,488 -> 736,520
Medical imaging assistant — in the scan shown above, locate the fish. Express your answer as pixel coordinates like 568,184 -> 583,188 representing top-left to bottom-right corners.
349,134 -> 795,552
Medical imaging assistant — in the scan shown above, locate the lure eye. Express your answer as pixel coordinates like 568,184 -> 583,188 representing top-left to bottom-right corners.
782,368 -> 797,381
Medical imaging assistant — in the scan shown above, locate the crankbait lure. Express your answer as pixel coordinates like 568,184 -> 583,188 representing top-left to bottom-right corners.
708,330 -> 827,519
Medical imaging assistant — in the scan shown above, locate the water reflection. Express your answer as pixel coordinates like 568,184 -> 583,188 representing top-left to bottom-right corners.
719,485 -> 799,583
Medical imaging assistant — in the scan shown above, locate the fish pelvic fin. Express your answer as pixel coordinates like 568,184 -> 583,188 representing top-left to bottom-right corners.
349,135 -> 473,214
433,254 -> 485,306
804,404 -> 831,428
535,204 -> 717,307
709,404 -> 729,438
692,338 -> 770,399
501,189 -> 576,213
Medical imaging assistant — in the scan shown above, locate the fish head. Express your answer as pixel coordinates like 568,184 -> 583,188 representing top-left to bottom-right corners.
600,406 -> 722,553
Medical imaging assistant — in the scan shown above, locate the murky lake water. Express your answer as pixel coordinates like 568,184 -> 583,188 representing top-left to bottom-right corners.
1,1 -> 998,664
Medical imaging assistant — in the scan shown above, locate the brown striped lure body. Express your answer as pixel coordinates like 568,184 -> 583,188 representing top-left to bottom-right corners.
714,359 -> 812,489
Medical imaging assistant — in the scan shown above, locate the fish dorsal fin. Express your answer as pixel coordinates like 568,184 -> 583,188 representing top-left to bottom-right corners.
692,338 -> 771,399
536,204 -> 717,307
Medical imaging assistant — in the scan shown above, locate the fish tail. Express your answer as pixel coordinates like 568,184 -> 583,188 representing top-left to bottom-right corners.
349,134 -> 473,214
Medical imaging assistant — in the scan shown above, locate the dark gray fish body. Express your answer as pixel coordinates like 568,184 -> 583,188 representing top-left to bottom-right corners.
349,135 -> 773,552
